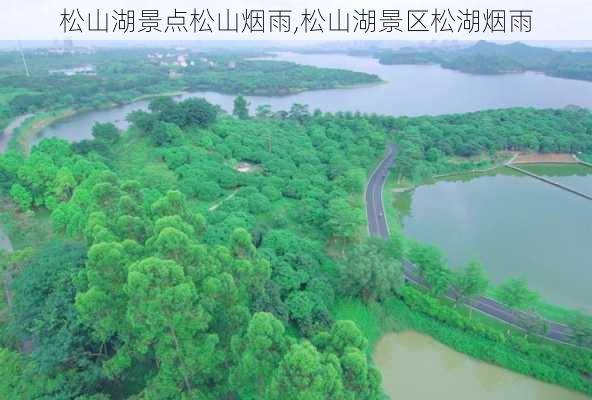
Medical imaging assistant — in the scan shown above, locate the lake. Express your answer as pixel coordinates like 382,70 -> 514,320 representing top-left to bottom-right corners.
374,331 -> 591,400
36,52 -> 592,143
393,165 -> 592,312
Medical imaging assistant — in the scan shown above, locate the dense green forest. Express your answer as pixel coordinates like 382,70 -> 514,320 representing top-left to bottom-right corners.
386,107 -> 592,181
1,96 -> 591,398
0,48 -> 380,132
374,41 -> 592,81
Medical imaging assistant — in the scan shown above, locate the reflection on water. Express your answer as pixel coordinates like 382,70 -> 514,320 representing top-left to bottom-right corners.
395,166 -> 592,312
374,331 -> 591,400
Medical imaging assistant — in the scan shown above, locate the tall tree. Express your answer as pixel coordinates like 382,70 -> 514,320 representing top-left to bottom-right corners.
451,260 -> 489,306
230,312 -> 290,399
340,238 -> 403,303
568,311 -> 592,347
125,257 -> 220,398
76,242 -> 129,342
12,242 -> 104,397
496,277 -> 539,312
91,122 -> 119,144
409,244 -> 450,297
269,341 -> 342,400
327,198 -> 363,248
233,95 -> 250,119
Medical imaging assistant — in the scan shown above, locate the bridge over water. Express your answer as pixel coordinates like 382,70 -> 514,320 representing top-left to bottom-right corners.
506,158 -> 592,201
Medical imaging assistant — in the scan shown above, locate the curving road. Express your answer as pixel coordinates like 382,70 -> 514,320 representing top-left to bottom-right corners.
366,144 -> 576,346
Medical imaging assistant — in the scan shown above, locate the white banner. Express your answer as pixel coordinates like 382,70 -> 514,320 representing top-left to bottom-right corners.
0,0 -> 591,40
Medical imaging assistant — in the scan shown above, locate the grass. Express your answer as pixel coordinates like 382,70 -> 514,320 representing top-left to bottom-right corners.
111,130 -> 178,193
0,197 -> 54,251
332,298 -> 384,353
8,108 -> 76,154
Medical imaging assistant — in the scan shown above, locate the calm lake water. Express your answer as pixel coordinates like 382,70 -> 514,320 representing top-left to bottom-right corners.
374,331 -> 591,400
36,52 -> 592,143
394,165 -> 592,312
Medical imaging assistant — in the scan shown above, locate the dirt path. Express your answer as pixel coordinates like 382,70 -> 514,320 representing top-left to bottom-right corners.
208,188 -> 240,212
512,152 -> 578,164
0,113 -> 33,154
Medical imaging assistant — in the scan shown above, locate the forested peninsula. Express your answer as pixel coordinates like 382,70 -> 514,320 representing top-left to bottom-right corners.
374,41 -> 592,82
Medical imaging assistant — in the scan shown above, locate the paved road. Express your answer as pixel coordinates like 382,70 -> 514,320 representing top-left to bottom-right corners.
366,144 -> 575,346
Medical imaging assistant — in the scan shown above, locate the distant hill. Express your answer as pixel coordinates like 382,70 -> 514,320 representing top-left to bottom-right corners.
376,41 -> 592,82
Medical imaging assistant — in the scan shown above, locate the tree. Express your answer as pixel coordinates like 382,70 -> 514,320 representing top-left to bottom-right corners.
231,228 -> 256,259
496,277 -> 539,312
76,242 -> 129,342
247,193 -> 271,215
0,348 -> 45,399
127,110 -> 158,134
451,260 -> 489,306
313,321 -> 382,400
12,242 -> 103,396
313,320 -> 367,356
327,198 -> 363,248
178,97 -> 218,128
233,95 -> 250,119
230,312 -> 289,399
148,96 -> 177,117
91,122 -> 119,143
338,168 -> 366,194
340,238 -> 403,303
568,311 -> 592,347
408,244 -> 450,297
150,121 -> 182,146
52,167 -> 76,201
256,104 -> 272,119
288,103 -> 310,123
518,310 -> 548,337
9,183 -> 32,210
269,341 -> 342,400
125,257 -> 219,398
384,231 -> 405,261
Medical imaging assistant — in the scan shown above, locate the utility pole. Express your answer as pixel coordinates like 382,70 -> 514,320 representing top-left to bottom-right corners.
17,41 -> 30,77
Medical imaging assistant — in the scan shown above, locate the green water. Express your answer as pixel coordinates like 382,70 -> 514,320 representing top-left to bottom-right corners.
394,165 -> 592,312
374,331 -> 591,400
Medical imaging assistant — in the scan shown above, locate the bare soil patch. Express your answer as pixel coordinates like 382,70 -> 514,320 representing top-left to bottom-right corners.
512,153 -> 577,164
235,162 -> 262,173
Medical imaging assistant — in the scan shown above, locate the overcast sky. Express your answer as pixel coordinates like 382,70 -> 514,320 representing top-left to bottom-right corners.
1,40 -> 592,52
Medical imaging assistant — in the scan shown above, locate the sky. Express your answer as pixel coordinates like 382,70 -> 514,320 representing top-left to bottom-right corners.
1,40 -> 592,51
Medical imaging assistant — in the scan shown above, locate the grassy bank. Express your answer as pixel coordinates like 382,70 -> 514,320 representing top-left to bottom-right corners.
0,197 -> 53,251
7,109 -> 76,154
334,291 -> 592,396
4,90 -> 191,155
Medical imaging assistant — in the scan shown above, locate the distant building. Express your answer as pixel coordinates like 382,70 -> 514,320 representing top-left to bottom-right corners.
176,55 -> 188,67
49,65 -> 96,76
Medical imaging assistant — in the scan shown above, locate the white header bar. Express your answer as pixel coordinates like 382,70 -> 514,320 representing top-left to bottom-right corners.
1,0 -> 591,40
